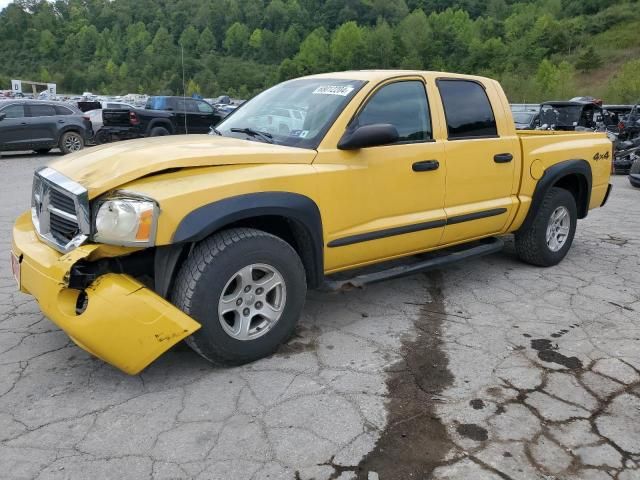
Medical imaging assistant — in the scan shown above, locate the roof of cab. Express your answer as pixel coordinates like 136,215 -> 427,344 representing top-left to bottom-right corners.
300,70 -> 495,84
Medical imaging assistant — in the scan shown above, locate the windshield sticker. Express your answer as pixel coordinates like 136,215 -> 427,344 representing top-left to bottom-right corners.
290,130 -> 309,138
313,85 -> 355,96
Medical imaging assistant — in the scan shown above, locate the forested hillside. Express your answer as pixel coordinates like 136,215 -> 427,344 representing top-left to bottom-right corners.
1,0 -> 639,102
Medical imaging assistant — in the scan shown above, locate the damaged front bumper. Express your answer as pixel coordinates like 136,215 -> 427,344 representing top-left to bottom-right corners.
11,212 -> 201,374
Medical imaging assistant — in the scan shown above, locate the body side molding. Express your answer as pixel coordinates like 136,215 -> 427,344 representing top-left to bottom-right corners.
327,207 -> 508,248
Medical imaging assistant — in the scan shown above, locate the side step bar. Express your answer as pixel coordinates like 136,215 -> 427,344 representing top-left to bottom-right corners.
321,237 -> 504,291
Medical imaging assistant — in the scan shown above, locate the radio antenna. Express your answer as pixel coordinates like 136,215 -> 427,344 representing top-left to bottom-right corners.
181,44 -> 187,134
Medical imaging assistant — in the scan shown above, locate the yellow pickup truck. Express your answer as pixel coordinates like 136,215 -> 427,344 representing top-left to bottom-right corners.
12,71 -> 612,374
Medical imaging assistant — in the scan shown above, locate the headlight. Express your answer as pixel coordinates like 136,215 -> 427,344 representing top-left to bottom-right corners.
93,194 -> 158,246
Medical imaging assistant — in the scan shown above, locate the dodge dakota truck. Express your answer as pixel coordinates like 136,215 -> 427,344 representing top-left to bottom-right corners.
11,71 -> 613,374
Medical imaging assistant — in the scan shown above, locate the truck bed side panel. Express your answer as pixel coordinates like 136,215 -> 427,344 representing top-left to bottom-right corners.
510,130 -> 612,231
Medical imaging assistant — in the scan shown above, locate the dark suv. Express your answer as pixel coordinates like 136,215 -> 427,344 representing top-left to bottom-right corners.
0,100 -> 93,155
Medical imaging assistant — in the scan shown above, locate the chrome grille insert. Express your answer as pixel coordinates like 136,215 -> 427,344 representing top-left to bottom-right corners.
31,167 -> 90,253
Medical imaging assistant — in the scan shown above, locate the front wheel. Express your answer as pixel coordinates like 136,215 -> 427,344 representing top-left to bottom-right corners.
515,187 -> 577,267
171,228 -> 307,366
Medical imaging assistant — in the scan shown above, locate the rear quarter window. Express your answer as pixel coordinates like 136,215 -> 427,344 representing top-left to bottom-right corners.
437,80 -> 498,139
55,105 -> 74,115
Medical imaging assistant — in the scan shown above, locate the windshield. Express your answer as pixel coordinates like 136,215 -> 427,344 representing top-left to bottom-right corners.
513,112 -> 534,124
216,78 -> 365,149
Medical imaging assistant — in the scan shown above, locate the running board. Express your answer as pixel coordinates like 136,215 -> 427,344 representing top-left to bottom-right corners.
321,237 -> 504,291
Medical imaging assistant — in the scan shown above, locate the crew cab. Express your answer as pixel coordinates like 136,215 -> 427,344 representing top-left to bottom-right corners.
99,96 -> 222,143
12,71 -> 612,374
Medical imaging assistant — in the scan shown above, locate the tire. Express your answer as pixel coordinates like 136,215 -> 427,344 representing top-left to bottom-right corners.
59,131 -> 84,154
34,148 -> 51,154
515,187 -> 577,267
630,158 -> 640,175
149,126 -> 170,137
171,228 -> 307,366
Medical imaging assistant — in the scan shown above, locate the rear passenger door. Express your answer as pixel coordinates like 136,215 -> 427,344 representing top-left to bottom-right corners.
436,79 -> 520,245
26,103 -> 58,147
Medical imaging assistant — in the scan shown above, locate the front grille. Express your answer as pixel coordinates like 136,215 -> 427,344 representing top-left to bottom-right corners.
31,167 -> 90,253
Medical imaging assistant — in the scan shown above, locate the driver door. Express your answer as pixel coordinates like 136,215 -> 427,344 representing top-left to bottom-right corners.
314,78 -> 447,272
0,103 -> 30,150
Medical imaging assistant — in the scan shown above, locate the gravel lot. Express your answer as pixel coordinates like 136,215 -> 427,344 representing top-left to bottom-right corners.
0,151 -> 639,480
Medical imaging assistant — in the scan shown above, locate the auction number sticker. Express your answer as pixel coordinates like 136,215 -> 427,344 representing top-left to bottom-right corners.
312,85 -> 354,96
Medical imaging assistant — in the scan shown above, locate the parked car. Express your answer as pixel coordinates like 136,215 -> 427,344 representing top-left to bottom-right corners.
513,111 -> 540,130
12,70 -> 612,374
84,102 -> 135,144
0,100 -> 92,154
99,96 -> 222,143
538,101 -> 603,131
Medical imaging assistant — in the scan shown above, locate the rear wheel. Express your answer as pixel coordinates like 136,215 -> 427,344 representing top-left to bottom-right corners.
59,131 -> 84,154
515,187 -> 577,267
630,157 -> 640,175
171,228 -> 307,366
149,126 -> 170,137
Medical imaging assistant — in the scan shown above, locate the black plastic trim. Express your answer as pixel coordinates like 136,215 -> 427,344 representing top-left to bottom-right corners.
327,219 -> 446,248
446,208 -> 507,225
328,207 -> 507,248
172,192 -> 324,287
519,159 -> 592,232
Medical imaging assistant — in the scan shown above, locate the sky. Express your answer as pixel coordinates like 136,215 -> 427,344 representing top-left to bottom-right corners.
0,0 -> 13,10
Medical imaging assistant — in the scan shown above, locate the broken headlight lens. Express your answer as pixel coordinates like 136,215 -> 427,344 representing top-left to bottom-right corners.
93,195 -> 158,246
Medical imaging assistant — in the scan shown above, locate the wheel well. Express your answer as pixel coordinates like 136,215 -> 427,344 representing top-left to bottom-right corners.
148,120 -> 173,134
552,174 -> 589,218
221,215 -> 321,288
58,128 -> 83,144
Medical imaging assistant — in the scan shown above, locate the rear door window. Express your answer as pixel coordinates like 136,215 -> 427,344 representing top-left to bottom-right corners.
27,104 -> 57,117
355,80 -> 432,143
437,80 -> 498,139
1,104 -> 25,118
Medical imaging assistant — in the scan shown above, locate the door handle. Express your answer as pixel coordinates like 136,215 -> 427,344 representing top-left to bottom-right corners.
58,119 -> 65,123
412,160 -> 440,172
494,153 -> 513,163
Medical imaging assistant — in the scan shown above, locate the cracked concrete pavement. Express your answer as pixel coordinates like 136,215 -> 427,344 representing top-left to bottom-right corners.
0,152 -> 639,480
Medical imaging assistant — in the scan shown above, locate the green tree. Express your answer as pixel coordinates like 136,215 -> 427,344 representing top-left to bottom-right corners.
197,27 -> 216,55
575,46 -> 603,73
186,78 -> 201,96
180,25 -> 200,55
224,22 -> 249,56
330,21 -> 365,70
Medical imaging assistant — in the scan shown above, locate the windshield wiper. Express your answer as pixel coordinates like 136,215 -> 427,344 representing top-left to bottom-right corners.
230,127 -> 274,144
210,126 -> 223,136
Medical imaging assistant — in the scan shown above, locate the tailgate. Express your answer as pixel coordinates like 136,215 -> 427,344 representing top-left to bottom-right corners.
102,108 -> 132,127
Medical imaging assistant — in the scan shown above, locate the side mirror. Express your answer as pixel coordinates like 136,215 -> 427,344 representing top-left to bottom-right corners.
0,112 -> 5,121
338,123 -> 399,150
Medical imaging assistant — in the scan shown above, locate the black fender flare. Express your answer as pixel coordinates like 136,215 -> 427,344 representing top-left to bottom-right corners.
519,159 -> 592,232
146,118 -> 174,135
172,192 -> 324,286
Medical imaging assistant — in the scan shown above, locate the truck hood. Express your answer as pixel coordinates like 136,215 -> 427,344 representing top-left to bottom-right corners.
50,135 -> 317,197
